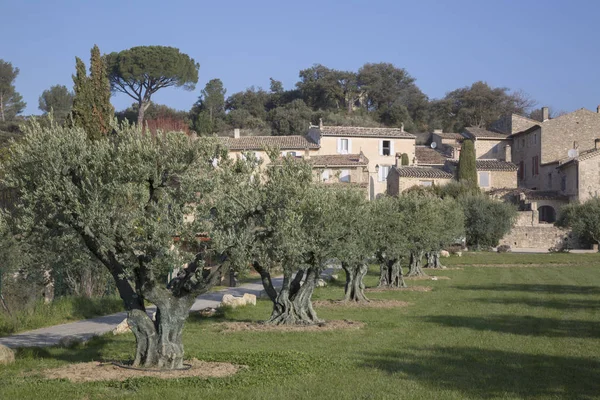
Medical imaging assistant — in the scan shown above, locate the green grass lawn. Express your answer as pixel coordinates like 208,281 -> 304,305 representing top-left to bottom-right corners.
1,253 -> 599,399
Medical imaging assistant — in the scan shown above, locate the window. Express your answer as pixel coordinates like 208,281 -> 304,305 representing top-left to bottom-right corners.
339,170 -> 350,183
519,161 -> 525,180
534,134 -> 537,144
287,151 -> 297,157
419,180 -> 433,187
561,176 -> 567,192
339,138 -> 349,154
547,173 -> 552,189
479,171 -> 490,188
379,165 -> 390,182
521,139 -> 525,147
382,140 -> 391,156
531,156 -> 539,176
321,169 -> 330,181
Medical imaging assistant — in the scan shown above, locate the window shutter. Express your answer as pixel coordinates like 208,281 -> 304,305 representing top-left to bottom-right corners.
379,140 -> 383,156
337,138 -> 342,154
347,139 -> 352,154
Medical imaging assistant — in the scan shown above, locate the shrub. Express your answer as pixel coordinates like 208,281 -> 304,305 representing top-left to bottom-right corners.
461,195 -> 517,250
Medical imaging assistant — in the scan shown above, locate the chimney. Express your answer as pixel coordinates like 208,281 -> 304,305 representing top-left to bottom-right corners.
504,144 -> 512,162
304,145 -> 311,159
595,139 -> 600,150
234,128 -> 240,139
597,105 -> 600,114
319,118 -> 323,129
395,153 -> 402,168
400,123 -> 405,132
542,107 -> 549,122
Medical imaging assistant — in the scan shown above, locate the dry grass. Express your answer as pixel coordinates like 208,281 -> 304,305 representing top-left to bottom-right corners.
34,359 -> 242,382
220,319 -> 364,332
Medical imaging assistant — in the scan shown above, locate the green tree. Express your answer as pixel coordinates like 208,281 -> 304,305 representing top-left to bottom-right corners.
268,99 -> 314,135
433,81 -> 536,131
215,153 -> 342,324
4,120 -> 238,369
38,85 -> 74,124
328,188 -> 373,302
458,139 -> 477,186
191,79 -> 226,134
369,195 -> 410,288
71,45 -> 114,139
461,196 -> 517,249
0,60 -> 26,122
557,199 -> 600,249
105,46 -> 199,125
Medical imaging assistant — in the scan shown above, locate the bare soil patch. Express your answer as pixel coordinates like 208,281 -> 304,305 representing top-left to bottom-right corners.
453,264 -> 568,268
312,299 -> 410,309
365,286 -> 433,293
220,319 -> 364,333
35,359 -> 242,382
405,275 -> 451,281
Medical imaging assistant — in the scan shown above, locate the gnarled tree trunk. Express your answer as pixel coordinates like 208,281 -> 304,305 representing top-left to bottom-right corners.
255,262 -> 322,325
407,251 -> 426,277
424,251 -> 445,269
377,259 -> 406,288
342,262 -> 369,302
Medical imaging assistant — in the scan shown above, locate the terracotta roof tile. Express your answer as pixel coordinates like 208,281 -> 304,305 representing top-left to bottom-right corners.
433,132 -> 464,140
221,135 -> 319,151
463,127 -> 510,140
415,146 -> 451,165
318,125 -> 415,138
392,166 -> 453,179
309,154 -> 369,167
448,159 -> 518,171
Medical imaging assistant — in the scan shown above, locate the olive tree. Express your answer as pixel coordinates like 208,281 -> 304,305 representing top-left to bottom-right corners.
369,196 -> 410,289
327,187 -> 372,302
3,120 -> 237,369
424,197 -> 465,269
214,154 -> 343,324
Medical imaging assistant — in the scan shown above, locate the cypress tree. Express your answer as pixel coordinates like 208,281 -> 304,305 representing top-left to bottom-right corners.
458,139 -> 477,186
70,45 -> 114,139
89,45 -> 114,136
401,153 -> 409,166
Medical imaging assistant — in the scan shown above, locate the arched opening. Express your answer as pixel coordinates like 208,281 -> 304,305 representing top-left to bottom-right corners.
538,205 -> 556,223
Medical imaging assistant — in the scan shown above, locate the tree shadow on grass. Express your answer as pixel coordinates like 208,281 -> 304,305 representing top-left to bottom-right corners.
361,346 -> 600,399
475,297 -> 600,311
455,284 -> 600,295
424,315 -> 600,338
14,334 -> 120,364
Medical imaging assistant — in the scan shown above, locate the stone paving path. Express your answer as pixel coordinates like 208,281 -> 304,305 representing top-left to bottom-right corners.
0,277 -> 281,349
0,268 -> 337,349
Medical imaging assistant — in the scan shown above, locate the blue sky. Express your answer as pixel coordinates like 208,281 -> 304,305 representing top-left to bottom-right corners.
3,0 -> 600,115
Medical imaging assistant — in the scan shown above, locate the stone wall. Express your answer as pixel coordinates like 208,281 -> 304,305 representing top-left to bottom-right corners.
491,114 -> 538,135
577,156 -> 600,201
474,139 -> 510,160
540,109 -> 600,164
499,225 -> 576,250
487,170 -> 517,190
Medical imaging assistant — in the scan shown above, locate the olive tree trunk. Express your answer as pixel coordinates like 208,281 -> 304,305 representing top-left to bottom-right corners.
342,262 -> 369,302
407,251 -> 426,277
255,262 -> 322,325
128,294 -> 195,369
377,259 -> 406,288
424,251 -> 445,269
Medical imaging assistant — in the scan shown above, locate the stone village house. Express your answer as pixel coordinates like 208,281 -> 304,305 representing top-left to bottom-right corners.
222,106 -> 600,249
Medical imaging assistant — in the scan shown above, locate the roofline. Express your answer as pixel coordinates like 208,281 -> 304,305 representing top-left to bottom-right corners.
509,124 -> 542,138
